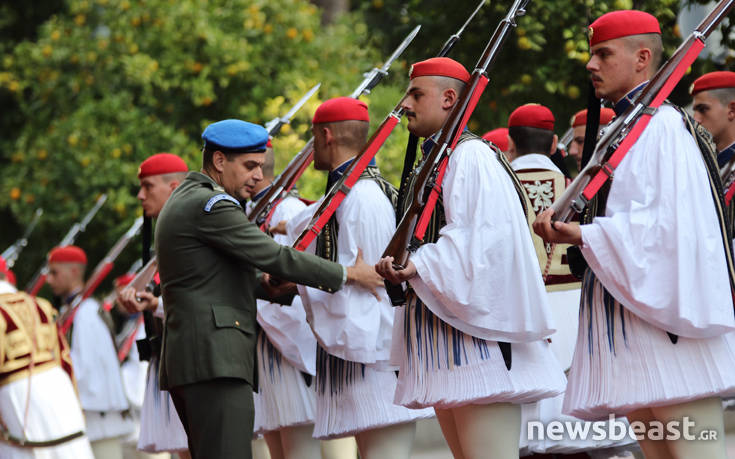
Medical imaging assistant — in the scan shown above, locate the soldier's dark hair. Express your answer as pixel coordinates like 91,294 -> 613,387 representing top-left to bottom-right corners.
202,146 -> 238,171
508,126 -> 555,156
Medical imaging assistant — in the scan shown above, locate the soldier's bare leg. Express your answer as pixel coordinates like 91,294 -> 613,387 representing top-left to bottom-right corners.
320,437 -> 357,459
627,407 -> 672,459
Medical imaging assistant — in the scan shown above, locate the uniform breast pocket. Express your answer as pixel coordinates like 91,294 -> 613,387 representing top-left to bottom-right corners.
211,304 -> 255,336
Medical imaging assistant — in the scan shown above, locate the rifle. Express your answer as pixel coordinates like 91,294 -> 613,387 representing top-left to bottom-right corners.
383,0 -> 530,306
248,25 -> 422,230
293,4 -> 486,252
396,0 -> 487,216
2,208 -> 43,269
550,0 -> 735,224
58,216 -> 144,335
26,194 -> 107,295
557,127 -> 574,155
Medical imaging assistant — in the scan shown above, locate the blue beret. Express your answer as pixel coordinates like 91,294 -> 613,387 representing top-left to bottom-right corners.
202,119 -> 268,153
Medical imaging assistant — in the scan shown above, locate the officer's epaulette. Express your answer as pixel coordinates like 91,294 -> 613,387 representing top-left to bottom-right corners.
204,193 -> 240,213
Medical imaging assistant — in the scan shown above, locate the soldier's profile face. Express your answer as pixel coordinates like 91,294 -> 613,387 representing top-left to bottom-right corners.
311,124 -> 330,171
138,175 -> 173,218
587,38 -> 638,103
401,76 -> 447,138
692,91 -> 731,145
568,125 -> 586,170
47,262 -> 81,297
220,152 -> 265,202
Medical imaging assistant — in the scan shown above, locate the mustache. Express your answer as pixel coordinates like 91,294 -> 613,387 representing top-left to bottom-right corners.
405,110 -> 417,118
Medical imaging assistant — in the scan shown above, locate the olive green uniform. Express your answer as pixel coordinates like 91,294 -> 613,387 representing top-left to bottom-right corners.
155,171 -> 344,459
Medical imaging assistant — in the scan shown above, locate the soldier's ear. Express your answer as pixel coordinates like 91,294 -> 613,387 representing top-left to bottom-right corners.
212,150 -> 226,173
728,101 -> 735,121
550,134 -> 558,155
441,87 -> 458,110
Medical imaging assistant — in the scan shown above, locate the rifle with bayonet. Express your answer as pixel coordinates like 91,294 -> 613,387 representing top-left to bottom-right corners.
26,194 -> 107,295
550,0 -> 735,224
248,25 -> 422,230
396,0 -> 486,215
383,0 -> 530,306
264,83 -> 322,139
294,3 -> 487,252
2,208 -> 43,269
58,216 -> 144,336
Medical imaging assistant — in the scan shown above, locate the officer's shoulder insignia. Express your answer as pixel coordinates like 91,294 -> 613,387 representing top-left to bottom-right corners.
204,193 -> 240,212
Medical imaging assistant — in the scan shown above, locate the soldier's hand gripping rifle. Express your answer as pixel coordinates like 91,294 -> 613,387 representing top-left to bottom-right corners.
58,216 -> 144,336
248,25 -> 422,230
550,0 -> 735,224
383,0 -> 530,306
26,194 -> 107,295
114,256 -> 159,362
1,208 -> 43,269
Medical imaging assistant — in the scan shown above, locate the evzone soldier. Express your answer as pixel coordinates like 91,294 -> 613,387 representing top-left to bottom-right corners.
154,119 -> 382,459
284,97 -> 433,459
507,104 -> 634,456
117,153 -> 190,457
0,257 -> 94,458
376,57 -> 566,458
245,144 -> 322,459
534,10 -> 735,458
691,71 -> 735,230
566,107 -> 615,173
46,246 -> 135,458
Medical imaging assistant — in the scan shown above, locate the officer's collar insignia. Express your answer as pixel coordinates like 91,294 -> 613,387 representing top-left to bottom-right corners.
204,193 -> 240,212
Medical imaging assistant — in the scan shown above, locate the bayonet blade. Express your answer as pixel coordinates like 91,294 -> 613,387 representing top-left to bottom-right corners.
282,83 -> 320,123
457,0 -> 486,38
80,194 -> 108,231
381,25 -> 421,73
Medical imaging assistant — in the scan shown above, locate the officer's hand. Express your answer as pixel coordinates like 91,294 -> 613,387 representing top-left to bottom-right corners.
261,273 -> 297,299
346,248 -> 384,301
269,220 -> 288,235
375,256 -> 417,285
117,287 -> 157,314
533,209 -> 582,245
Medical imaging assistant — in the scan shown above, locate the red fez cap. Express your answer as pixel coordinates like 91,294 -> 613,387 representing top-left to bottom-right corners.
691,71 -> 735,96
138,153 -> 188,179
115,273 -> 136,287
571,107 -> 616,127
589,10 -> 660,47
508,104 -> 555,131
5,270 -> 15,286
48,246 -> 87,264
313,97 -> 369,124
0,257 -> 6,273
481,128 -> 509,152
409,57 -> 470,83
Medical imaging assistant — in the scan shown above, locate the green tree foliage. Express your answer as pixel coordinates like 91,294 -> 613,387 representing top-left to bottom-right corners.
0,0 -> 408,287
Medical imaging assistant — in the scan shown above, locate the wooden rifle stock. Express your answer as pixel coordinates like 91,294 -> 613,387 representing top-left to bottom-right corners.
383,0 -> 530,306
551,0 -> 735,223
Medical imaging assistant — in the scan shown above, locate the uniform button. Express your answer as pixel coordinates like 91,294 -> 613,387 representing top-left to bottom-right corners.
235,320 -> 240,326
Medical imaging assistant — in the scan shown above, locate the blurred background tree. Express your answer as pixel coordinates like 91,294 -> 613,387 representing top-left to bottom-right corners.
0,0 -> 732,294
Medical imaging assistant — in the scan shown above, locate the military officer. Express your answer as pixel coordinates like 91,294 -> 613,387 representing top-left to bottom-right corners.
154,119 -> 382,459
